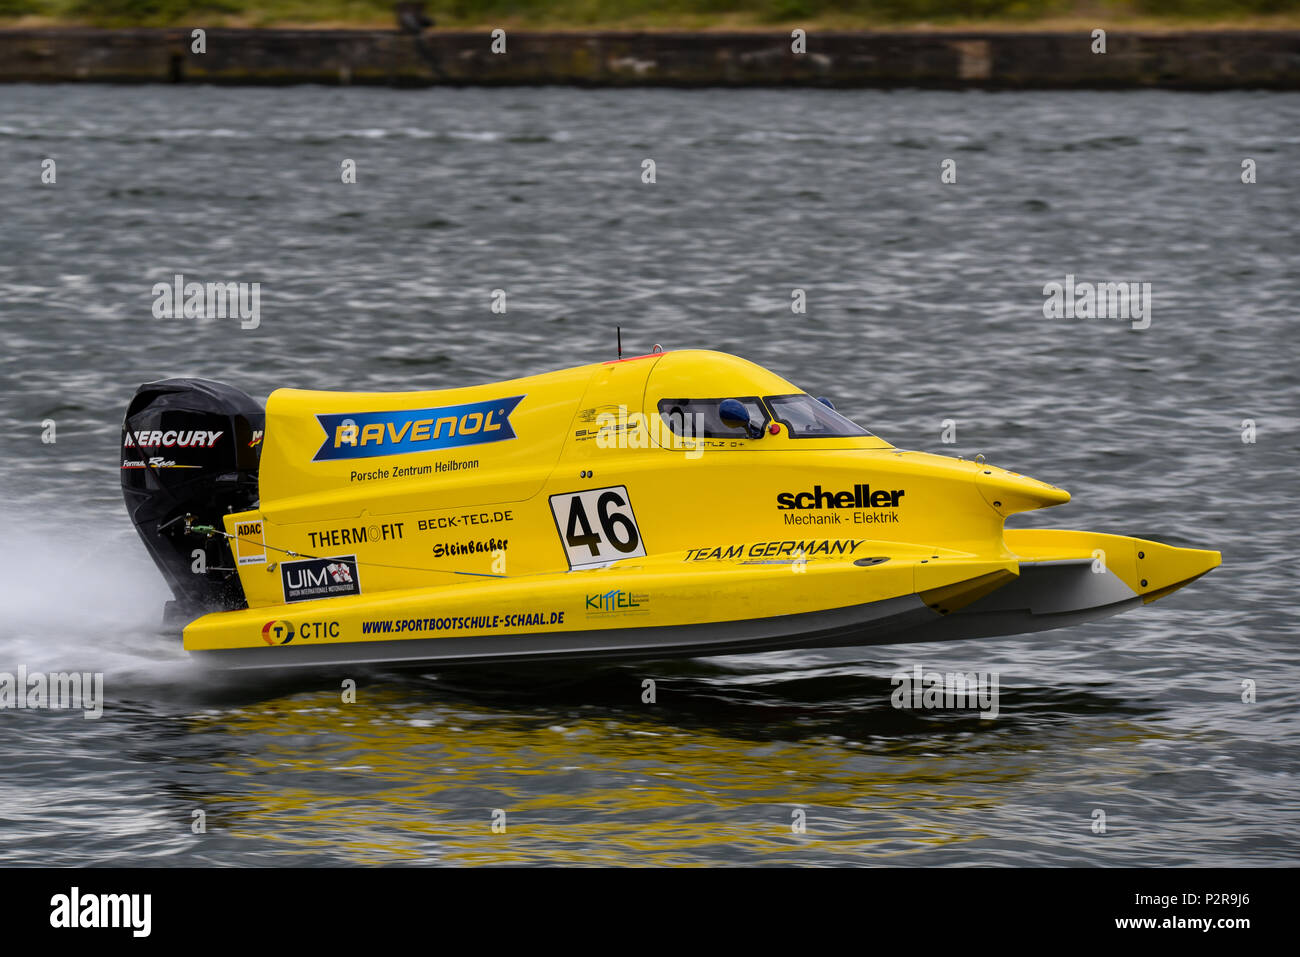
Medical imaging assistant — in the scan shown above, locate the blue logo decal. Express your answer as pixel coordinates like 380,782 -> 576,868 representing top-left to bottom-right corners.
313,396 -> 524,462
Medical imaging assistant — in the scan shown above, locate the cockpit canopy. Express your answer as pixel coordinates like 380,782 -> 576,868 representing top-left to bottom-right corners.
637,350 -> 888,450
655,395 -> 873,439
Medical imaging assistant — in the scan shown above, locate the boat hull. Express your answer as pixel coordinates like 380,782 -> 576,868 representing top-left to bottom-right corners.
184,529 -> 1220,671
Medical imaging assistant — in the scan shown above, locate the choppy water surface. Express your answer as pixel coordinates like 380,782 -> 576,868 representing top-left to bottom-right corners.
0,85 -> 1297,866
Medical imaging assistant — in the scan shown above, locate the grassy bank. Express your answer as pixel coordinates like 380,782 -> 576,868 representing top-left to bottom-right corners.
1,0 -> 1298,31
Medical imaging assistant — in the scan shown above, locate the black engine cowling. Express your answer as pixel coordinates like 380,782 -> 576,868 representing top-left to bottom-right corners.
121,379 -> 264,616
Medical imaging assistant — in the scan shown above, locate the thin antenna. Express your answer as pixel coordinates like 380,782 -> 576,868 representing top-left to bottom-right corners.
617,326 -> 622,359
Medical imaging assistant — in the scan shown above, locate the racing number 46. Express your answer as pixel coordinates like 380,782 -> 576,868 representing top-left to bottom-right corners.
565,492 -> 636,554
550,486 -> 647,568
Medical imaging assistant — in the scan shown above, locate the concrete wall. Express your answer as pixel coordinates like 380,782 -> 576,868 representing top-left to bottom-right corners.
1,28 -> 1297,88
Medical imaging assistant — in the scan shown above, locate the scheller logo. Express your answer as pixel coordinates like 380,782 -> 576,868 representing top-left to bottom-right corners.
312,396 -> 524,462
124,430 -> 223,449
262,619 -> 295,644
776,484 -> 906,510
281,555 -> 361,603
308,522 -> 404,550
585,589 -> 648,613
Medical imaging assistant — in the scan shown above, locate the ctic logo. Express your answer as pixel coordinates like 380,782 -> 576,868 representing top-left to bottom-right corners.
262,620 -> 295,644
261,620 -> 339,644
313,396 -> 524,462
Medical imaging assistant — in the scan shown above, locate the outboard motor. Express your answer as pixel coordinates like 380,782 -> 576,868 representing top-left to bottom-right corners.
121,379 -> 264,619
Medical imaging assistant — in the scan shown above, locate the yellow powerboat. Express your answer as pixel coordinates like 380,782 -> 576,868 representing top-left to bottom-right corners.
120,349 -> 1220,671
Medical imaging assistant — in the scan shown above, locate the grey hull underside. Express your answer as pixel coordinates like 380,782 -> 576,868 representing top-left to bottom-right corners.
901,559 -> 1142,644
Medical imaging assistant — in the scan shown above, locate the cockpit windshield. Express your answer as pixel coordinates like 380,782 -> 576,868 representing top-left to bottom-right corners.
656,394 -> 870,440
766,394 -> 872,438
656,397 -> 769,438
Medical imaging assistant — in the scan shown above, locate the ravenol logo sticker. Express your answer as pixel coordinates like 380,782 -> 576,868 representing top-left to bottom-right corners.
313,396 -> 524,462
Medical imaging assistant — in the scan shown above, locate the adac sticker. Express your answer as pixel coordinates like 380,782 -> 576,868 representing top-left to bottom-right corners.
233,519 -> 267,565
313,396 -> 524,462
